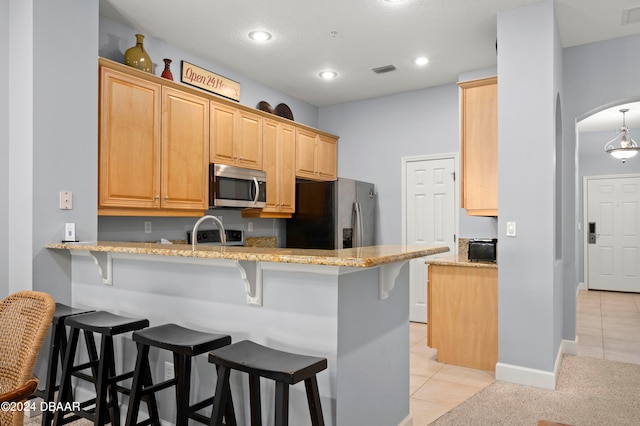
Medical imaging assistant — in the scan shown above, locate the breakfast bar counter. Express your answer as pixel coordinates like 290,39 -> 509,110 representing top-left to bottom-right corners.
47,242 -> 448,426
47,241 -> 447,267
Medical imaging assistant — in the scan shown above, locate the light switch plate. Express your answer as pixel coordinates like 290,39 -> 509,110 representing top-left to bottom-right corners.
64,223 -> 76,241
506,221 -> 517,237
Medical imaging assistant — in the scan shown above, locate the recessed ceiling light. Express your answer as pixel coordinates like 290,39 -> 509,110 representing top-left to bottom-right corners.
248,31 -> 272,42
319,71 -> 338,80
414,56 -> 429,66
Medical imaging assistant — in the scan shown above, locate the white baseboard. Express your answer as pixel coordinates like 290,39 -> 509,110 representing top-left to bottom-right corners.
578,282 -> 587,291
398,414 -> 413,426
496,338 -> 577,390
495,362 -> 556,389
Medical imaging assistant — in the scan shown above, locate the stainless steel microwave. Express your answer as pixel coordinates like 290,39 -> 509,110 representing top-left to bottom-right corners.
209,164 -> 266,208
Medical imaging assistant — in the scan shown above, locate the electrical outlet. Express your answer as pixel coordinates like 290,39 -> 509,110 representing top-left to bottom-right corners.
59,191 -> 72,210
144,221 -> 152,234
248,222 -> 253,232
164,362 -> 174,380
506,221 -> 517,237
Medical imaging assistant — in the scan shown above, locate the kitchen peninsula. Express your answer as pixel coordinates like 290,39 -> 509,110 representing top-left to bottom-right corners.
47,242 -> 448,426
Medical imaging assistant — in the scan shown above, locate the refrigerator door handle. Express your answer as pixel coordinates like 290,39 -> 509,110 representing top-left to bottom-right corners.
354,202 -> 364,248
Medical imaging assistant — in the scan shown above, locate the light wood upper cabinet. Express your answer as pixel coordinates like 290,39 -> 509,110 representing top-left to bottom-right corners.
458,76 -> 498,216
99,66 -> 162,210
295,128 -> 337,181
210,101 -> 263,170
161,87 -> 210,211
98,59 -> 209,216
263,118 -> 296,214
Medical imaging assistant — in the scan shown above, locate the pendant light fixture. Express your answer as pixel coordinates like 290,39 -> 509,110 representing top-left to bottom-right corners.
604,108 -> 640,163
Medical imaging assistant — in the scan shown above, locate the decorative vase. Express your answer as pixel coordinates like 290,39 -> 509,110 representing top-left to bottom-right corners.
124,34 -> 152,73
161,58 -> 173,80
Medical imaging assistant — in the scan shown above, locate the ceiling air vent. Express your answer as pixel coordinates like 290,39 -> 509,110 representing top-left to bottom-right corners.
622,6 -> 640,25
372,64 -> 397,74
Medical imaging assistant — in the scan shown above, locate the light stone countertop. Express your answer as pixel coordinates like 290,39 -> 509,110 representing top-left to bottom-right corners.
425,254 -> 498,269
46,241 -> 449,268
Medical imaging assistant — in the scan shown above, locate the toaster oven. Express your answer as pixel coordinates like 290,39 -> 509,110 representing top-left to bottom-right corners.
468,238 -> 498,262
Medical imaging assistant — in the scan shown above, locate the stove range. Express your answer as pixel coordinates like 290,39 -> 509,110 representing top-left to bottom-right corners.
187,229 -> 244,246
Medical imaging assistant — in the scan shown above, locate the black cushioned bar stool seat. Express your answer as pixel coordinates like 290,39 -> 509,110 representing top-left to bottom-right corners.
208,340 -> 327,426
37,303 -> 95,426
53,311 -> 150,426
126,323 -> 235,426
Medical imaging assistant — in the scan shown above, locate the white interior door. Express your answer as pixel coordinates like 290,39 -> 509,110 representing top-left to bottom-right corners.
405,156 -> 456,322
587,176 -> 640,292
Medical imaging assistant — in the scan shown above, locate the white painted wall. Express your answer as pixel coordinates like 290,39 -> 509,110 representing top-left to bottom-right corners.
318,83 -> 498,245
0,0 -> 8,296
99,17 -> 319,130
496,0 -> 561,376
8,0 -> 34,295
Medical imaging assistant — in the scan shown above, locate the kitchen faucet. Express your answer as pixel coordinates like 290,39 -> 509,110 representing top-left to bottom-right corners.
191,215 -> 226,249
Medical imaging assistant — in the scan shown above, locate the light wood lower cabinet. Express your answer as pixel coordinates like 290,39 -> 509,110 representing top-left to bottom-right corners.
98,61 -> 209,216
427,264 -> 498,371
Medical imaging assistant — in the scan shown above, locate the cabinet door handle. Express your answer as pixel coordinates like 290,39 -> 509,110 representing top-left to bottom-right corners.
154,195 -> 160,200
164,196 -> 169,200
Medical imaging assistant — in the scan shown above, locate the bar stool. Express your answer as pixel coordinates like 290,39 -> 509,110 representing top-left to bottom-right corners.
125,323 -> 235,426
208,340 -> 327,426
35,303 -> 95,426
53,311 -> 149,426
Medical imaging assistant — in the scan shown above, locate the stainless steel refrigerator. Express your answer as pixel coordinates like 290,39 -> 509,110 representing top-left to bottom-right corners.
286,178 -> 376,249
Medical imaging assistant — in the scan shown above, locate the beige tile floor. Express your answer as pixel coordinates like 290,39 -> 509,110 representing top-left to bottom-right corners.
576,289 -> 640,364
25,289 -> 640,426
409,321 -> 495,426
411,289 -> 640,425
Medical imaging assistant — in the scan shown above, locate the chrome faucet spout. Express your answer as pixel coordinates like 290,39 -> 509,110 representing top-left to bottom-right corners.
192,215 -> 226,250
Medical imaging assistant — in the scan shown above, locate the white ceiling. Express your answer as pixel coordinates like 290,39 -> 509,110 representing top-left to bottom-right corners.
100,0 -> 640,129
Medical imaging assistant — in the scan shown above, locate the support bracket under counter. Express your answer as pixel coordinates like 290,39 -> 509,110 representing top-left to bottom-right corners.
75,252 -> 265,306
79,251 -> 408,303
378,261 -> 408,300
236,261 -> 263,306
89,251 -> 113,285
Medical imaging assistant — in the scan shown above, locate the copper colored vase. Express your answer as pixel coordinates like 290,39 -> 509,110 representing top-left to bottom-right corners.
161,58 -> 173,80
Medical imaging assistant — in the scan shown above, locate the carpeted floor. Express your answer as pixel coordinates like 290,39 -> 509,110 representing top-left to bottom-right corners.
430,355 -> 640,425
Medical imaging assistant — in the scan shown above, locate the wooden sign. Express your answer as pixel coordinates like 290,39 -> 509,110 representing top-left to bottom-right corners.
181,61 -> 240,101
